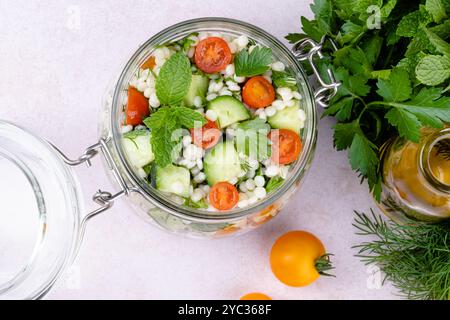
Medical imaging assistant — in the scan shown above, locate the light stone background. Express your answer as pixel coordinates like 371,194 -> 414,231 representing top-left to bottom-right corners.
0,0 -> 398,299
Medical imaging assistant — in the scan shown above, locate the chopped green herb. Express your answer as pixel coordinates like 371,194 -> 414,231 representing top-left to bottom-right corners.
265,176 -> 284,193
234,46 -> 272,77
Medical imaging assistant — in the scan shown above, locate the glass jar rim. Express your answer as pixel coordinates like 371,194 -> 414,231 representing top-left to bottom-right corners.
110,17 -> 317,222
419,127 -> 450,194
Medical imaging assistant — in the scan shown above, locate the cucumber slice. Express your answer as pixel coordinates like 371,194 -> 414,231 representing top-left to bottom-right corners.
183,74 -> 209,106
155,164 -> 191,197
207,96 -> 250,128
268,103 -> 303,133
122,133 -> 154,168
204,141 -> 242,185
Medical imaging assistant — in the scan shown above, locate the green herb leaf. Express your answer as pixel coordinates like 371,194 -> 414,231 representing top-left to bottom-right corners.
285,33 -> 306,44
353,210 -> 450,300
425,29 -> 450,57
323,96 -> 354,121
144,106 -> 206,166
415,55 -> 450,85
272,70 -> 298,90
236,118 -> 271,132
235,128 -> 271,161
387,88 -> 450,128
334,47 -> 372,79
348,133 -> 379,184
234,46 -> 272,77
333,121 -> 358,150
123,129 -> 149,140
338,21 -> 364,45
396,6 -> 433,37
183,197 -> 208,209
385,108 -> 422,142
265,176 -> 284,193
156,53 -> 192,105
173,106 -> 207,128
149,120 -> 178,167
425,0 -> 447,23
376,68 -> 412,102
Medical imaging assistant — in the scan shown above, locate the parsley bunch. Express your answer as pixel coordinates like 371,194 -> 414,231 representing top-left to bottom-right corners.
289,0 -> 450,200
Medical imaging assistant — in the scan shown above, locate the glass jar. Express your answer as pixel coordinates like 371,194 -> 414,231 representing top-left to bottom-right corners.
378,127 -> 450,223
0,18 -> 339,299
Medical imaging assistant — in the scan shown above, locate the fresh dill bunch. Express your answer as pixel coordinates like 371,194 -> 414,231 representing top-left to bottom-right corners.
353,210 -> 450,300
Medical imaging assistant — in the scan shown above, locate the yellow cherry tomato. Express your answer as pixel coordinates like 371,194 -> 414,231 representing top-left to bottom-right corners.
270,231 -> 327,287
240,293 -> 272,300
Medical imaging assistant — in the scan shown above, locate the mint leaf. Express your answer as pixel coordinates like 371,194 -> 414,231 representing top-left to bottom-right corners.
415,55 -> 450,85
425,0 -> 447,23
424,29 -> 450,57
385,108 -> 422,142
150,119 -> 178,167
143,106 -> 170,130
156,53 -> 192,105
376,68 -> 412,102
173,106 -> 206,128
144,106 -> 205,166
234,46 -> 272,77
265,176 -> 284,193
429,18 -> 450,38
397,6 -> 433,37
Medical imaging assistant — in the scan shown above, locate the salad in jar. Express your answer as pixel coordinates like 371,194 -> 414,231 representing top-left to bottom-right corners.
121,31 -> 306,212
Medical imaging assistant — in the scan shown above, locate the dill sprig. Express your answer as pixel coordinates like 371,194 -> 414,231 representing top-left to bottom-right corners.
353,210 -> 450,300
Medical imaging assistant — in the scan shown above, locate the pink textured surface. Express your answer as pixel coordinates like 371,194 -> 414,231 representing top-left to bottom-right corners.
0,0 -> 397,299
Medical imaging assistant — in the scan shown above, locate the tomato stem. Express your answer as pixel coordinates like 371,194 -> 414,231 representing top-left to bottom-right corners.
315,253 -> 335,277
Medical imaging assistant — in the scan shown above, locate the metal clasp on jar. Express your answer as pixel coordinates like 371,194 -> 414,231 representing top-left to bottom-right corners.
292,36 -> 340,108
50,138 -> 129,239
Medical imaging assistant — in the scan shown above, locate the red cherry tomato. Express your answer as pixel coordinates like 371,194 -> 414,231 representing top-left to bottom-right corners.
195,37 -> 232,73
242,76 -> 276,108
209,182 -> 239,211
268,129 -> 302,165
126,87 -> 150,126
190,120 -> 221,149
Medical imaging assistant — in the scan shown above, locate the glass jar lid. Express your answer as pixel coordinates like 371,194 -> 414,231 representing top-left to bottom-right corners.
0,121 -> 82,300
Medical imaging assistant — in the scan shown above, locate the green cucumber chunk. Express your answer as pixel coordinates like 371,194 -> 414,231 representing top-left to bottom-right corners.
183,74 -> 209,106
204,141 -> 242,185
268,103 -> 303,133
122,133 -> 154,168
206,96 -> 250,128
155,164 -> 191,197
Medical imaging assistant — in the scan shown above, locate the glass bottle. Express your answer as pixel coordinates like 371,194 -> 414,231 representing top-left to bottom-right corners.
378,127 -> 450,223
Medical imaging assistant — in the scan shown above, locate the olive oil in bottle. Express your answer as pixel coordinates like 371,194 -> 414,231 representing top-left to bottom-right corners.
378,128 -> 450,223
